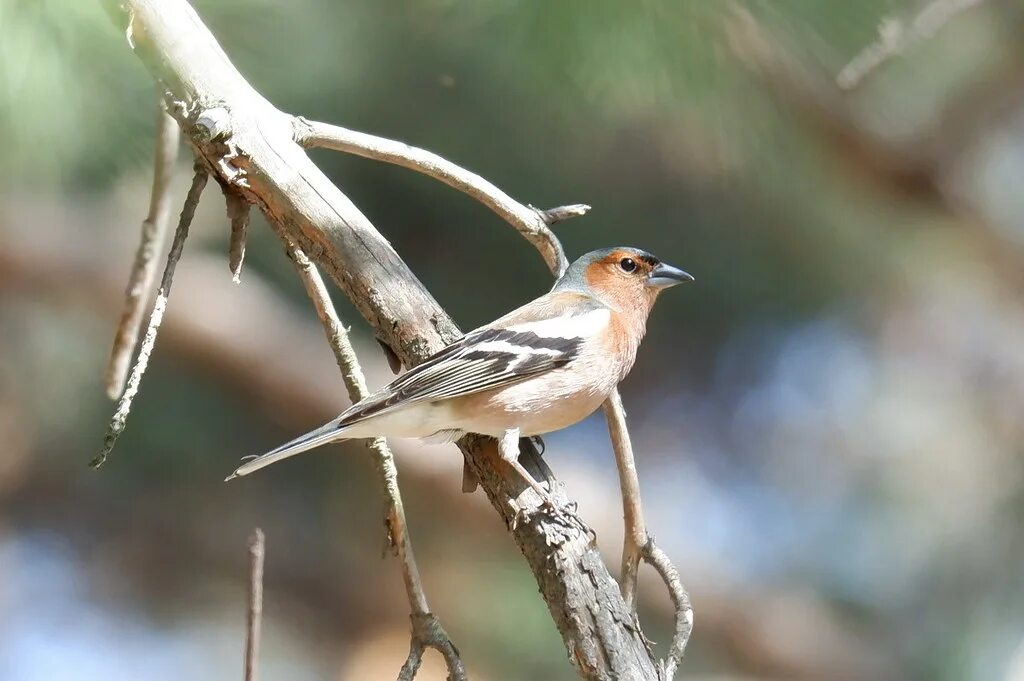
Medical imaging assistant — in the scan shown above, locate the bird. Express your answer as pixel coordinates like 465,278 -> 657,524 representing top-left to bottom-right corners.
225,246 -> 692,503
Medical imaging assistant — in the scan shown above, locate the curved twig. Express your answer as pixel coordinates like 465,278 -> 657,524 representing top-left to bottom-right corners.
602,389 -> 693,680
292,116 -> 589,277
104,103 -> 180,399
279,238 -> 466,681
646,538 -> 694,681
92,165 -> 208,468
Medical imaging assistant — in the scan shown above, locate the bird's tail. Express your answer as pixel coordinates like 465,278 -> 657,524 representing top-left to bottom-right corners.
225,419 -> 346,481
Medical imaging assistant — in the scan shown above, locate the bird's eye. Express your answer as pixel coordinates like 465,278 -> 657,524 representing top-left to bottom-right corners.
619,258 -> 637,273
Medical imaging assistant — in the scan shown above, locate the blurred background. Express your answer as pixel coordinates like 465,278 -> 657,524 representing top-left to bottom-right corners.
2,0 -> 1024,679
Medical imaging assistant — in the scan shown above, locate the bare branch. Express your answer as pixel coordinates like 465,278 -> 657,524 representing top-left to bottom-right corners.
104,103 -> 180,399
92,165 -> 208,468
112,2 -> 661,676
280,238 -> 465,681
297,60 -> 690,678
602,385 -> 693,679
293,117 -> 590,277
837,0 -> 989,90
245,528 -> 265,681
226,190 -> 251,283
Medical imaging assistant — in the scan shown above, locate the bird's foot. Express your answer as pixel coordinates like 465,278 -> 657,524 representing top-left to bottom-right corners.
511,486 -> 590,537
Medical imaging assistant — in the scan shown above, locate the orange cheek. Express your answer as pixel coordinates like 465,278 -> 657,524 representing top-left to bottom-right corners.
587,264 -> 654,310
584,263 -> 612,291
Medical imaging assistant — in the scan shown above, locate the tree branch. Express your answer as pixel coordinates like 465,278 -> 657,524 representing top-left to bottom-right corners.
299,103 -> 695,677
92,165 -> 208,468
278,235 -> 465,681
104,102 -> 180,399
245,528 -> 265,681
109,1 -> 663,677
293,117 -> 589,277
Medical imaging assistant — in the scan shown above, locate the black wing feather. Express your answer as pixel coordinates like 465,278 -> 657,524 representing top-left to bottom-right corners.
338,328 -> 582,426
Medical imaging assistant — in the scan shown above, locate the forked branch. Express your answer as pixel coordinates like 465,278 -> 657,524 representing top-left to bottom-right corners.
603,391 -> 693,675
300,100 -> 693,680
109,1 -> 676,677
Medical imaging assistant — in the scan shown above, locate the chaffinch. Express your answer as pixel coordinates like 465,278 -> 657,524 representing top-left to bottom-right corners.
227,247 -> 692,499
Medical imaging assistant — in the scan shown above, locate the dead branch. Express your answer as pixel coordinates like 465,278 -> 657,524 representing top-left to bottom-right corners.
837,0 -> 989,90
293,117 -> 589,276
245,528 -> 265,681
107,0 -> 670,676
603,387 -> 693,676
92,165 -> 208,468
300,95 -> 693,677
104,103 -> 180,399
280,238 -> 465,681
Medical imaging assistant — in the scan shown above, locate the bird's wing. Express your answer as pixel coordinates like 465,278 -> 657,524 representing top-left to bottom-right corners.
225,292 -> 608,480
337,292 -> 609,426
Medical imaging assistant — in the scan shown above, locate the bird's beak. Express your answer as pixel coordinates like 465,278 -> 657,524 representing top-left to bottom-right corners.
647,262 -> 694,289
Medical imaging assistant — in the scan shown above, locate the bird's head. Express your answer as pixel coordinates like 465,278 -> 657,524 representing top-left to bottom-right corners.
554,246 -> 693,313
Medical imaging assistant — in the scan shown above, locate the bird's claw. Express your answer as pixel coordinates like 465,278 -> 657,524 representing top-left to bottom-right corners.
511,491 -> 590,537
530,435 -> 546,456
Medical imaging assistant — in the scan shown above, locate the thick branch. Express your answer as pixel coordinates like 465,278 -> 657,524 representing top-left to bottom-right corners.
294,117 -> 589,277
279,236 -> 465,681
92,166 -> 208,468
104,103 -> 180,399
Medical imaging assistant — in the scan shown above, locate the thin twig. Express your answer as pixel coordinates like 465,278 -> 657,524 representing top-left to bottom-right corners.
226,190 -> 251,284
601,390 -> 647,610
245,528 -> 265,681
603,392 -> 693,680
646,539 -> 693,681
279,237 -> 466,681
91,166 -> 208,468
104,103 -> 180,399
293,116 -> 590,277
837,0 -> 988,90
